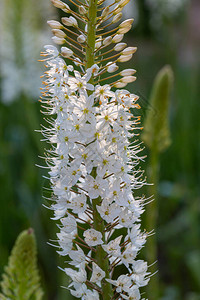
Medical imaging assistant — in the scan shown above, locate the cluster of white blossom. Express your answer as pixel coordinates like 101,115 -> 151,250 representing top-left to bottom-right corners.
40,44 -> 150,299
40,0 -> 151,298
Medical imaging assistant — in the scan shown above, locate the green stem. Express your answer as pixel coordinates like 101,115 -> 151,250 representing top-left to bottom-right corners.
91,168 -> 113,299
86,0 -> 98,70
146,143 -> 159,299
86,2 -> 113,298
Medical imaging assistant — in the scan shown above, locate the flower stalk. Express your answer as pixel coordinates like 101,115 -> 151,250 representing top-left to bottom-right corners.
142,65 -> 173,299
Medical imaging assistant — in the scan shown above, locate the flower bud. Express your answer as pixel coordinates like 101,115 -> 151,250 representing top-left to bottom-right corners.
112,34 -> 124,43
51,0 -> 65,9
79,5 -> 87,15
122,47 -> 137,55
120,76 -> 136,83
77,34 -> 86,43
119,0 -> 131,7
114,42 -> 127,51
95,38 -> 102,50
101,7 -> 109,18
117,25 -> 132,34
114,81 -> 127,88
52,36 -> 65,45
52,29 -> 66,38
120,69 -> 136,76
106,62 -> 119,73
47,20 -> 63,29
113,5 -> 123,15
117,54 -> 132,62
103,36 -> 112,46
62,4 -> 71,13
112,13 -> 122,24
61,47 -> 73,58
61,16 -> 78,27
119,19 -> 134,28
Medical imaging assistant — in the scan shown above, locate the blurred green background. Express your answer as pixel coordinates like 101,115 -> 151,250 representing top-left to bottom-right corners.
0,0 -> 199,299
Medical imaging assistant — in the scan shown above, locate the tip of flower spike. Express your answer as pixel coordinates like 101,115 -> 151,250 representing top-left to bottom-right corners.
27,228 -> 34,235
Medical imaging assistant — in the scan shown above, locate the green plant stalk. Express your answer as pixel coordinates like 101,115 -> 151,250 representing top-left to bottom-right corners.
91,168 -> 113,299
86,2 -> 113,299
142,66 -> 173,299
146,143 -> 159,300
86,0 -> 98,70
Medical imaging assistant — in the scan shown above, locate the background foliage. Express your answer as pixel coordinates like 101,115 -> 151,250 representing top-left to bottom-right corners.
0,0 -> 199,299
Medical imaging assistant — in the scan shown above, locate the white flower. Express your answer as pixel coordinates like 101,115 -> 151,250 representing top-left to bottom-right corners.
102,236 -> 122,256
94,84 -> 115,103
121,286 -> 141,300
83,175 -> 107,199
69,245 -> 87,266
129,260 -> 150,287
97,200 -> 121,223
71,193 -> 87,214
68,70 -> 94,92
60,215 -> 77,234
64,263 -> 87,285
90,262 -> 105,286
106,275 -> 132,293
83,229 -> 103,246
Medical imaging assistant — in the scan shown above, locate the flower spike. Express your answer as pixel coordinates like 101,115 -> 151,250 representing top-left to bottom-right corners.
39,0 -> 151,299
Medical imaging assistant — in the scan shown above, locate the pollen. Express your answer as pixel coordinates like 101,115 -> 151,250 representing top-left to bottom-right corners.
103,159 -> 108,165
112,137 -> 116,143
83,108 -> 89,114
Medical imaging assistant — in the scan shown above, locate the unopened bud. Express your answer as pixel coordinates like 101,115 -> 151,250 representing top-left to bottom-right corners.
77,34 -> 86,43
52,29 -> 66,38
103,36 -> 112,46
52,36 -> 65,45
74,57 -> 82,66
113,6 -> 123,15
122,47 -> 137,55
114,42 -> 127,51
114,81 -> 127,88
61,16 -> 78,27
121,76 -> 136,83
106,62 -> 119,73
119,0 -> 131,7
117,25 -> 132,34
51,0 -> 65,9
120,69 -> 136,76
101,7 -> 109,18
95,38 -> 102,50
47,20 -> 63,29
61,47 -> 73,58
112,34 -> 124,43
117,54 -> 132,62
62,4 -> 71,13
119,19 -> 134,28
79,5 -> 87,15
112,13 -> 122,24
